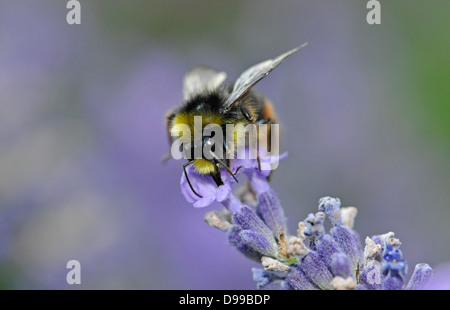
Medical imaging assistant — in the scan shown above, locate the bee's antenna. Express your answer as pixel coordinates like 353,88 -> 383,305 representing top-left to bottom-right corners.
183,161 -> 203,198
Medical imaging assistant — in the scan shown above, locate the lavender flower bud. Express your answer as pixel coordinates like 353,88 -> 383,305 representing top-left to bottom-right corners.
227,226 -> 262,262
318,196 -> 341,226
382,274 -> 404,290
256,189 -> 286,239
300,251 -> 334,290
232,206 -> 276,245
330,225 -> 362,270
303,212 -> 325,240
241,230 -> 278,258
287,266 -> 318,290
406,263 -> 433,290
315,234 -> 343,268
330,253 -> 352,278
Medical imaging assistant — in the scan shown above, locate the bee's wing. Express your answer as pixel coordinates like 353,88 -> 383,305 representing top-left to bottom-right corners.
223,43 -> 308,111
183,65 -> 227,100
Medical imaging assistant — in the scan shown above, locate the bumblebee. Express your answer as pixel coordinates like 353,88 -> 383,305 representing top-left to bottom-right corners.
165,43 -> 307,197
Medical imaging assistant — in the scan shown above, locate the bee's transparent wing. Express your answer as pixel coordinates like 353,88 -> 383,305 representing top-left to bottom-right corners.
224,43 -> 308,111
183,65 -> 227,100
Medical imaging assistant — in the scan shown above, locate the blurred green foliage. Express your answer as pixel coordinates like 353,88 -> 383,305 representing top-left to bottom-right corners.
394,2 -> 450,145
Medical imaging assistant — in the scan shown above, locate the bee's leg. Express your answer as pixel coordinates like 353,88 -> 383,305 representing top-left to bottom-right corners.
211,167 -> 224,187
183,161 -> 203,198
162,110 -> 176,162
256,155 -> 261,171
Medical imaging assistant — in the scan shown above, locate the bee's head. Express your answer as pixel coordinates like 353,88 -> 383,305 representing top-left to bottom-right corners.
182,134 -> 224,161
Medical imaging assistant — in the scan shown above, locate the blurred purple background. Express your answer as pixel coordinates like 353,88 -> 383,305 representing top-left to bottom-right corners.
0,0 -> 449,289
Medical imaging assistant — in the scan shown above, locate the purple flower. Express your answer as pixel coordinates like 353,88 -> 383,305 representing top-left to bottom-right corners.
181,156 -> 434,290
180,165 -> 233,209
185,158 -> 293,264
180,152 -> 288,212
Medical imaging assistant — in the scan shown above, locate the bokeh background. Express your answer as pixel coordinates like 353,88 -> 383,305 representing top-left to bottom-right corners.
0,0 -> 449,289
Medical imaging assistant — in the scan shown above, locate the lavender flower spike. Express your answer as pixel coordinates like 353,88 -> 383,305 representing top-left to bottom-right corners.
180,154 -> 433,289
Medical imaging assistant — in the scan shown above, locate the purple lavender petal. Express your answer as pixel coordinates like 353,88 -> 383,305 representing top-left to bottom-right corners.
406,263 -> 433,290
256,189 -> 286,239
180,166 -> 217,202
247,171 -> 271,195
231,151 -> 288,196
231,150 -> 288,178
381,243 -> 407,277
193,195 -> 216,208
231,151 -> 259,173
180,165 -> 233,208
